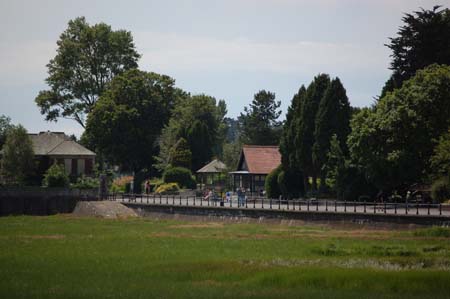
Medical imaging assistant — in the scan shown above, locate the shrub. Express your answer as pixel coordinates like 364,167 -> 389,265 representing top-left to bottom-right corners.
163,167 -> 196,189
71,176 -> 99,189
277,168 -> 304,199
111,176 -> 133,193
155,183 -> 179,194
265,165 -> 282,199
42,164 -> 69,188
431,177 -> 450,203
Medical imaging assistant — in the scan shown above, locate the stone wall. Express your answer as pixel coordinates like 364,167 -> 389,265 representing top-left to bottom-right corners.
0,188 -> 98,216
125,203 -> 450,227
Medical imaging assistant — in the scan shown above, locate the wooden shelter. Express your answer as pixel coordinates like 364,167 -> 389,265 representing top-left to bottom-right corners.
229,145 -> 281,194
196,159 -> 227,190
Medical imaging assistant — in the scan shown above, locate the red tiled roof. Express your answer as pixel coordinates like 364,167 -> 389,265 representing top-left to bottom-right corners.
240,145 -> 281,174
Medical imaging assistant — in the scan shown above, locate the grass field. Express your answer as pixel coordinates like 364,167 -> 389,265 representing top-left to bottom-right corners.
0,215 -> 450,299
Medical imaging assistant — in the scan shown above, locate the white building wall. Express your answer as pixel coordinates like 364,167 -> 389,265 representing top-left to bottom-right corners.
64,159 -> 72,175
77,159 -> 85,175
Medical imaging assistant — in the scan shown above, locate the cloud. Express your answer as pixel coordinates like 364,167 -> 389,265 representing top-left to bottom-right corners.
135,32 -> 390,77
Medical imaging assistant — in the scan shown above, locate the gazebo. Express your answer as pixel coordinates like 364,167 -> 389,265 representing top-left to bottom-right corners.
196,159 -> 227,190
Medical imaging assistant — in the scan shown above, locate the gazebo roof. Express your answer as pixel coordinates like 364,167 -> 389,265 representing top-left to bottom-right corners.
196,159 -> 227,173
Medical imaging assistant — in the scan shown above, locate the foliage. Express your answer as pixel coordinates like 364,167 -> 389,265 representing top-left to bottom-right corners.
239,90 -> 282,145
296,74 -> 331,190
169,138 -> 192,169
85,69 -> 180,190
313,78 -> 351,190
348,64 -> 450,191
71,176 -> 99,189
430,129 -> 450,178
156,94 -> 225,172
221,141 -> 241,171
265,165 -> 282,199
0,115 -> 13,149
431,177 -> 450,203
35,17 -> 140,127
111,176 -> 133,193
381,6 -> 450,97
1,125 -> 35,185
42,164 -> 69,188
155,182 -> 180,194
163,166 -> 196,189
277,168 -> 304,199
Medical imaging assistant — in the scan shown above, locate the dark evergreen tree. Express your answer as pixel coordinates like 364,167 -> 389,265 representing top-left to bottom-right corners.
381,6 -> 450,97
279,86 -> 306,198
313,77 -> 351,191
296,74 -> 330,191
239,90 -> 282,145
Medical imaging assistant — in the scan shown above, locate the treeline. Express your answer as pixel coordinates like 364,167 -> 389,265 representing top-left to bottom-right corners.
271,6 -> 450,201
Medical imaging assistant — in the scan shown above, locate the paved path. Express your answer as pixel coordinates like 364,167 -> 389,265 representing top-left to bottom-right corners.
108,194 -> 450,217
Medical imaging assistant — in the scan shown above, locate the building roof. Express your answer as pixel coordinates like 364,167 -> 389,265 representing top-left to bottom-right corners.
197,159 -> 227,173
237,145 -> 281,174
29,131 -> 95,156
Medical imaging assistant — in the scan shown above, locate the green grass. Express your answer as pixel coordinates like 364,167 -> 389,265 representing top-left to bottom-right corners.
0,216 -> 450,299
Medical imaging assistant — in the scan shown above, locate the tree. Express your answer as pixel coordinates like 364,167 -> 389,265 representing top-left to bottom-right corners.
296,74 -> 331,191
313,77 -> 351,190
84,69 -> 178,191
157,94 -> 225,172
348,64 -> 450,191
1,125 -> 35,185
0,115 -> 13,149
381,6 -> 450,97
430,129 -> 450,178
42,164 -> 69,187
239,90 -> 282,145
35,17 -> 140,127
169,138 -> 192,169
279,86 -> 306,197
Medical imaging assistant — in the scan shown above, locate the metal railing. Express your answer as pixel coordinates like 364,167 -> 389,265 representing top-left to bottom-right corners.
106,193 -> 449,217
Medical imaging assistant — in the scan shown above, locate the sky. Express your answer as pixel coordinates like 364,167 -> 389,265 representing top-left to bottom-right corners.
0,0 -> 448,137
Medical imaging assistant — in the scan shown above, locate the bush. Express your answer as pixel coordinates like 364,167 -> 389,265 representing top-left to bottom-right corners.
71,176 -> 99,189
277,168 -> 304,199
431,177 -> 450,203
111,176 -> 133,193
42,164 -> 69,188
163,167 -> 196,189
155,183 -> 179,194
265,165 -> 282,199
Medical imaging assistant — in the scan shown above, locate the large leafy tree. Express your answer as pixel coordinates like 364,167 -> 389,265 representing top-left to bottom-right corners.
381,6 -> 450,97
35,17 -> 140,128
84,69 -> 178,188
313,77 -> 351,189
1,125 -> 35,185
0,115 -> 13,149
239,90 -> 282,145
157,95 -> 225,172
296,74 -> 330,190
349,64 -> 450,191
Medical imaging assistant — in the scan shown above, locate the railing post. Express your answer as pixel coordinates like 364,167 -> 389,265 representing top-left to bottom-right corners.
363,201 -> 366,213
166,195 -> 168,205
270,198 -> 272,209
334,200 -> 337,212
286,199 -> 289,210
325,200 -> 328,212
173,195 -> 175,205
384,202 -> 387,214
147,194 -> 149,204
344,200 -> 346,212
307,200 -> 310,211
439,203 -> 442,215
179,195 -> 182,205
316,200 -> 318,211
405,202 -> 408,215
427,204 -> 430,215
293,199 -> 295,211
353,201 -> 356,213
261,197 -> 264,209
245,196 -> 248,208
159,194 -> 162,204
374,202 -> 376,214
279,196 -> 281,210
153,194 -> 155,204
299,200 -> 302,211
394,203 -> 397,214
193,195 -> 196,206
416,203 -> 419,215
